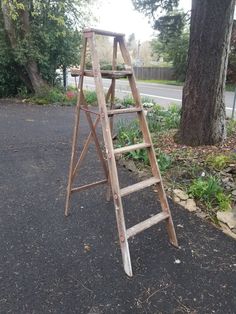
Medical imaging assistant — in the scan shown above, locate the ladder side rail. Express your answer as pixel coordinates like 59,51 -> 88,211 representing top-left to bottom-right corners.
118,37 -> 160,176
80,93 -> 110,181
65,37 -> 88,216
87,33 -> 133,276
72,115 -> 100,180
118,37 -> 178,247
109,37 -> 118,133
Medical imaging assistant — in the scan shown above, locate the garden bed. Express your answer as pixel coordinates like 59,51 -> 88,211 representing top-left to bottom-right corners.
114,103 -> 236,238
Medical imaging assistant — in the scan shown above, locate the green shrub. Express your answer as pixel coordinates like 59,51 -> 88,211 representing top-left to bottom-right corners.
116,119 -> 172,171
216,192 -> 232,211
206,154 -> 231,170
27,87 -> 78,105
17,86 -> 29,98
227,119 -> 236,136
116,119 -> 149,163
147,104 -> 181,133
121,95 -> 135,107
147,105 -> 163,132
47,88 -> 66,103
188,176 -> 231,211
100,63 -> 125,71
84,90 -> 97,105
155,148 -> 172,172
128,149 -> 149,165
100,62 -> 112,70
116,119 -> 141,147
28,87 -> 65,104
141,96 -> 155,104
164,104 -> 181,129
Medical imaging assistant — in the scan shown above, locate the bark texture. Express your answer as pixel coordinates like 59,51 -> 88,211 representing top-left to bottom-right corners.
179,0 -> 235,146
1,1 -> 47,93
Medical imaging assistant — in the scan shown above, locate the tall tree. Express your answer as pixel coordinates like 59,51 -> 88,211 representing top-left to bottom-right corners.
180,0 -> 235,145
227,21 -> 236,84
132,0 -> 235,146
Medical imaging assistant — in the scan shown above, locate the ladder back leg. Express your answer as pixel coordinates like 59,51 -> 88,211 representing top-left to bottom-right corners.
65,38 -> 88,216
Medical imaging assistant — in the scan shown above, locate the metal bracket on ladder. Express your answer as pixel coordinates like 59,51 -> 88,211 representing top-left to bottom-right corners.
65,28 -> 178,277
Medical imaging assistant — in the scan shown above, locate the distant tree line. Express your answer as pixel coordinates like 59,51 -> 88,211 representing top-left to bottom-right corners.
151,10 -> 236,84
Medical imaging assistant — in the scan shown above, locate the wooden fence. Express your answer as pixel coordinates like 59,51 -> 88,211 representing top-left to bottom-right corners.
133,67 -> 175,81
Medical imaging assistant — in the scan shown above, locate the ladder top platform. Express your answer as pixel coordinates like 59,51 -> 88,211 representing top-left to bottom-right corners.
83,28 -> 125,38
71,69 -> 132,79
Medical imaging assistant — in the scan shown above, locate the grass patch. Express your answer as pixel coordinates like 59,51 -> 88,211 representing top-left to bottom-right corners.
147,104 -> 181,133
26,87 -> 99,106
121,95 -> 135,107
156,148 -> 172,172
27,87 -> 77,105
116,119 -> 141,147
188,176 -> 231,212
84,90 -> 97,105
115,117 -> 173,172
225,84 -> 236,92
115,102 -> 235,225
227,119 -> 236,136
206,154 -> 231,171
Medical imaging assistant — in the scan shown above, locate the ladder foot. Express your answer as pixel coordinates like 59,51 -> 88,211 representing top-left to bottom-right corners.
123,260 -> 133,277
64,203 -> 70,217
124,268 -> 133,277
170,239 -> 179,248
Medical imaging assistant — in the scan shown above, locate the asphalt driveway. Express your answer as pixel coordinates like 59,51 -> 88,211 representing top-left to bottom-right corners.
0,101 -> 235,313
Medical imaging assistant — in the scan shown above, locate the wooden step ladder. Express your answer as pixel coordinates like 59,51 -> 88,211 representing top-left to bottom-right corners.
65,28 -> 178,277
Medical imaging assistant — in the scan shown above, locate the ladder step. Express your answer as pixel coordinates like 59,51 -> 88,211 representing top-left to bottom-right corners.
70,70 -> 132,78
71,179 -> 108,193
114,143 -> 151,155
83,28 -> 125,38
120,177 -> 160,197
126,212 -> 170,239
108,107 -> 142,116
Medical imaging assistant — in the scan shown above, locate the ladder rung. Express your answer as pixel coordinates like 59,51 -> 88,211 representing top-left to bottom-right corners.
71,70 -> 132,79
126,212 -> 169,239
108,107 -> 142,116
71,179 -> 107,193
100,70 -> 132,78
114,143 -> 151,155
120,177 -> 160,197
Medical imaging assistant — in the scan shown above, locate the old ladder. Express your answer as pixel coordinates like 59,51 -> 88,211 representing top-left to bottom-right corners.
65,28 -> 178,277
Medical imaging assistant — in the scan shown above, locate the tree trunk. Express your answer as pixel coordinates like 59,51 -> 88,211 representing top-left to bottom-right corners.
25,60 -> 47,93
178,0 -> 235,146
63,65 -> 67,89
1,1 -> 47,94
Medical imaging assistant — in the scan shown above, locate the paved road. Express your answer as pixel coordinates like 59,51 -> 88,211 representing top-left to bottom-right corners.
1,101 -> 236,313
69,76 -> 235,116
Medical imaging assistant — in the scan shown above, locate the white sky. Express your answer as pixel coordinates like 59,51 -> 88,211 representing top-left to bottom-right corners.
92,0 -> 192,43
